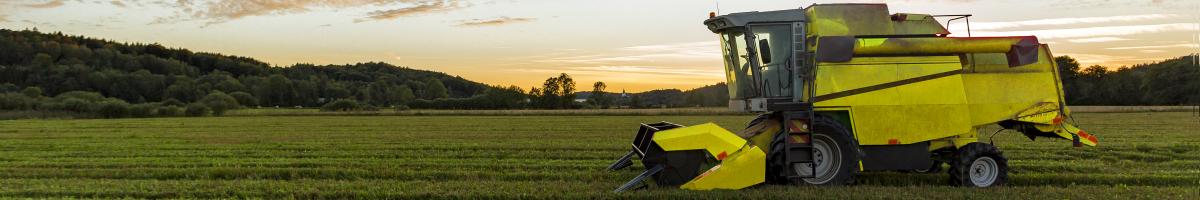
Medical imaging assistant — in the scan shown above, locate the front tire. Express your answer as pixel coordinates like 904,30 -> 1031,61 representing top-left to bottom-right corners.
949,143 -> 1008,187
792,117 -> 859,185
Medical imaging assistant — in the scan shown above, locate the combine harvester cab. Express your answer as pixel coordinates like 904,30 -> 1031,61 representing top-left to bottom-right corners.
609,3 -> 1098,192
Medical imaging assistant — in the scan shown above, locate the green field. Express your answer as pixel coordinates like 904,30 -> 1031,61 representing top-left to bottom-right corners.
0,112 -> 1197,199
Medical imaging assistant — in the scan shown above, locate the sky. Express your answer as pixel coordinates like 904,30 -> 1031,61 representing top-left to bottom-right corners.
1,0 -> 1197,92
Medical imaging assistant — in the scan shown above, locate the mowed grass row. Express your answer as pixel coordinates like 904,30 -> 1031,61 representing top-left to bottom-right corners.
0,113 -> 1198,198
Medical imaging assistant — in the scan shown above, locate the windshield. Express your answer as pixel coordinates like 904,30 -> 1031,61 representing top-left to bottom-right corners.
721,31 -> 755,99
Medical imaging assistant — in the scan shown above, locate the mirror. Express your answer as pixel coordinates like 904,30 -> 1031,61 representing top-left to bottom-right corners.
757,39 -> 772,64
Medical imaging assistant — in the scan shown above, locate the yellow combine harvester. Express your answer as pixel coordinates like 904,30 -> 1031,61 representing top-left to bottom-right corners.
609,3 -> 1098,191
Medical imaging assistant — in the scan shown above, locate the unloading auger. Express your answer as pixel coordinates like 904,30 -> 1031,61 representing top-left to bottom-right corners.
609,3 -> 1097,192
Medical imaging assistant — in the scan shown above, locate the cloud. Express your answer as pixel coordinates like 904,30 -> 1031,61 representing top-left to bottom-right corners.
0,15 -> 7,23
152,0 -> 465,26
1105,43 -> 1199,50
110,0 -> 125,7
356,1 -> 466,22
456,17 -> 534,26
1068,37 -> 1133,43
965,14 -> 1182,31
22,0 -> 65,9
969,23 -> 1199,39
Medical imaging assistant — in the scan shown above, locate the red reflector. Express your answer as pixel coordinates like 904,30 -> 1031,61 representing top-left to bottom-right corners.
717,151 -> 728,160
1078,131 -> 1098,144
888,139 -> 899,144
788,120 -> 808,133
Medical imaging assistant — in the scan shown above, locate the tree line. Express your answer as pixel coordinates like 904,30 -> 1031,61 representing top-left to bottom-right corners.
1055,55 -> 1199,105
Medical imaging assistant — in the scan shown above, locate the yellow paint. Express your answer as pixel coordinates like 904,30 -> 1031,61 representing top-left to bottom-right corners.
853,37 -> 1030,56
809,46 -> 1092,148
651,123 -> 767,190
653,123 -> 747,156
680,145 -> 766,190
815,56 -> 974,145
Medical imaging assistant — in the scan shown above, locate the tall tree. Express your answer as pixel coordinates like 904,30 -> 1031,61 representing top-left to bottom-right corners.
1054,56 -> 1082,104
424,79 -> 449,100
588,81 -> 608,108
265,74 -> 293,106
540,77 -> 560,109
556,73 -> 576,109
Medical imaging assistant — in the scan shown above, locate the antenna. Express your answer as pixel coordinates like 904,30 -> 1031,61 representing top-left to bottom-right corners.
715,0 -> 721,15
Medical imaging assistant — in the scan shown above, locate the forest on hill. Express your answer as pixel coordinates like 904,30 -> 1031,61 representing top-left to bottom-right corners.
0,29 -> 524,118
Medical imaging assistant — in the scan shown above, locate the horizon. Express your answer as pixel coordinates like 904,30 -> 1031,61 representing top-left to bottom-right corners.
2,0 -> 1198,92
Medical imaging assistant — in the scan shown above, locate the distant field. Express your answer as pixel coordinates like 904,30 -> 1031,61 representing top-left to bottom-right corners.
0,112 -> 1197,198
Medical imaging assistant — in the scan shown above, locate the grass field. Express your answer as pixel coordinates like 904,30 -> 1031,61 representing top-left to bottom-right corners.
0,112 -> 1197,199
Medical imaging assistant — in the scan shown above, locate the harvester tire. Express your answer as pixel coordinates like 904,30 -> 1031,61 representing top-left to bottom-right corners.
792,116 -> 859,185
949,143 -> 1008,187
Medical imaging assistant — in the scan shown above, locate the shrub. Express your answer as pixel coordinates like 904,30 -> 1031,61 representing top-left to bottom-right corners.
394,105 -> 411,111
320,99 -> 362,112
36,101 -> 65,111
129,103 -> 160,118
161,98 -> 186,107
0,93 -> 35,110
200,91 -> 240,116
53,91 -> 106,102
21,87 -> 42,98
158,105 -> 183,117
95,100 -> 131,118
185,103 -> 210,117
61,98 -> 93,113
0,83 -> 17,93
229,92 -> 258,107
363,104 -> 380,111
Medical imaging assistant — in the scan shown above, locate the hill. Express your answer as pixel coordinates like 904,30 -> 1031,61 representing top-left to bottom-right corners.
0,29 -> 491,108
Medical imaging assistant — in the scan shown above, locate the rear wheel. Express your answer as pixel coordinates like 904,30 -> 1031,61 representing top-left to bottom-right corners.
949,143 -> 1008,187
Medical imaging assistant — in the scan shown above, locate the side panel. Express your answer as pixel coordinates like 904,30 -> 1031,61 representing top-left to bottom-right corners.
814,56 -> 972,145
